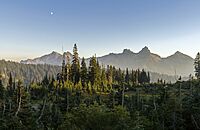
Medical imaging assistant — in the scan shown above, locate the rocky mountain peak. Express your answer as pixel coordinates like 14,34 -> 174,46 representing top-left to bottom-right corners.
174,51 -> 182,55
138,46 -> 151,55
50,51 -> 60,56
123,49 -> 134,54
20,47 -> 194,76
63,51 -> 72,56
168,51 -> 190,59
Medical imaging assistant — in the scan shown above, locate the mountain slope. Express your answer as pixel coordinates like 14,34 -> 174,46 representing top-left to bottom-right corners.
0,60 -> 60,85
97,47 -> 194,76
21,51 -> 73,66
0,59 -> 181,84
20,47 -> 194,76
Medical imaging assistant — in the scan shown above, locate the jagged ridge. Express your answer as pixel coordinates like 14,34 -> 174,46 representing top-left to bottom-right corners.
20,47 -> 194,76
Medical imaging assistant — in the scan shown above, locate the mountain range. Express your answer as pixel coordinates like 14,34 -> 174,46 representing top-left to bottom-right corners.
20,46 -> 194,77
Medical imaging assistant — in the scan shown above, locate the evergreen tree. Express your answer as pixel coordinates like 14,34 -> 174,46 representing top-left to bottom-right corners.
135,69 -> 140,85
125,68 -> 130,85
139,69 -> 148,84
130,69 -> 135,86
101,67 -> 107,92
71,44 -> 80,84
88,56 -> 98,86
8,72 -> 13,93
80,57 -> 88,89
15,80 -> 34,128
96,60 -> 101,91
42,74 -> 49,87
49,76 -> 55,92
0,75 -> 4,100
15,80 -> 23,117
107,65 -> 113,87
87,82 -> 92,94
147,72 -> 150,83
61,54 -> 65,82
116,68 -> 123,85
0,77 -> 6,120
64,55 -> 71,81
194,52 -> 200,79
112,66 -> 117,84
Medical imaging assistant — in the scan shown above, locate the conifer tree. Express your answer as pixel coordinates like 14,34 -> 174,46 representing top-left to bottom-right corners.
0,75 -> 4,100
15,80 -> 23,117
147,72 -> 150,83
0,75 -> 5,117
64,55 -> 71,81
101,67 -> 107,92
125,68 -> 130,85
106,65 -> 113,87
49,76 -> 55,92
8,72 -> 13,93
96,60 -> 101,91
88,56 -> 98,86
87,82 -> 92,94
139,69 -> 148,84
71,44 -> 80,84
112,66 -> 117,84
131,69 -> 135,86
42,74 -> 49,87
117,68 -> 123,85
61,54 -> 66,82
194,52 -> 200,79
80,57 -> 87,88
135,69 -> 140,85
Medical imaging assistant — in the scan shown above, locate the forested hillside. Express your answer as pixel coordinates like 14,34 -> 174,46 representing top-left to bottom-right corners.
1,0 -> 200,129
0,60 -> 60,85
0,44 -> 200,129
1,59 -> 182,85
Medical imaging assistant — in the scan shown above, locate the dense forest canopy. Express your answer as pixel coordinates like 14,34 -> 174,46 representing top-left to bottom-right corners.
0,60 -> 60,85
0,44 -> 200,130
0,58 -> 188,86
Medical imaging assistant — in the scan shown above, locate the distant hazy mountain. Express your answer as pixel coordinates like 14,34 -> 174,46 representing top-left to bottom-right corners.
21,51 -> 73,66
97,47 -> 194,76
20,46 -> 194,76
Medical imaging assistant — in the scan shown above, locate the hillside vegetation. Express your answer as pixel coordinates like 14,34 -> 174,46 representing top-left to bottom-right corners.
0,45 -> 200,130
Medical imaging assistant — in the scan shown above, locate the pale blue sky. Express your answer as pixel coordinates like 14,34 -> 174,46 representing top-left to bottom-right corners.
0,0 -> 200,61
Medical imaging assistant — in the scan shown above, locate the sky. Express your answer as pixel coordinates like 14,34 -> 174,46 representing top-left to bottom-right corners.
0,0 -> 200,61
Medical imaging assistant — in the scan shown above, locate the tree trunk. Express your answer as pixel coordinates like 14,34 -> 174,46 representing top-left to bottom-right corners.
36,97 -> 47,123
15,93 -> 22,117
122,84 -> 125,107
2,101 -> 5,116
191,115 -> 200,130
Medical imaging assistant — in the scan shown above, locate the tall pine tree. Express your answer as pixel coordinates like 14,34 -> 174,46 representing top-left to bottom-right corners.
80,57 -> 87,88
101,67 -> 107,92
8,72 -> 13,93
131,69 -> 135,86
194,52 -> 200,79
64,55 -> 71,81
71,44 -> 80,84
0,74 -> 4,100
106,65 -> 113,87
139,69 -> 148,84
125,68 -> 130,85
88,56 -> 98,86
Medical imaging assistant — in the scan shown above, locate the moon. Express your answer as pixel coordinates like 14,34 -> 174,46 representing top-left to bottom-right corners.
50,12 -> 54,15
